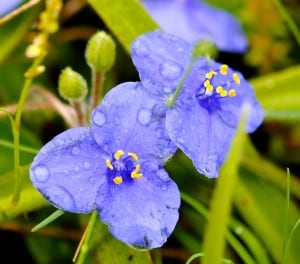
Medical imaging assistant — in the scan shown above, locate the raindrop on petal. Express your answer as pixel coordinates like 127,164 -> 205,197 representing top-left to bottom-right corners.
71,147 -> 80,155
137,109 -> 152,126
83,162 -> 91,169
157,169 -> 170,182
32,165 -> 50,183
92,110 -> 106,127
132,38 -> 150,57
44,186 -> 76,211
159,61 -> 183,80
74,166 -> 80,172
161,185 -> 168,191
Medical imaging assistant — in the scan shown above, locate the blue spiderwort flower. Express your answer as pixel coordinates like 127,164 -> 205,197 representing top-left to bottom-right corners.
0,0 -> 22,17
141,0 -> 248,53
131,31 -> 264,178
30,82 -> 180,248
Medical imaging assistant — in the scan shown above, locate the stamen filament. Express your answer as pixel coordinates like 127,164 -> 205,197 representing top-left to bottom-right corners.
106,159 -> 113,170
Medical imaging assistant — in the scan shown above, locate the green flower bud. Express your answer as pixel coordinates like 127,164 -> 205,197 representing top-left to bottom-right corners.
85,31 -> 116,72
192,39 -> 218,59
58,67 -> 88,103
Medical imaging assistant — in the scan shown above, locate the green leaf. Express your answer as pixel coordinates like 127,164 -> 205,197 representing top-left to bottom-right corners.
234,168 -> 300,264
202,105 -> 249,264
0,165 -> 48,223
0,2 -> 41,63
87,0 -> 159,53
251,65 -> 300,121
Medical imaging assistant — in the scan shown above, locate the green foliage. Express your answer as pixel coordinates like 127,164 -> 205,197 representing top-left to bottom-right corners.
0,0 -> 300,263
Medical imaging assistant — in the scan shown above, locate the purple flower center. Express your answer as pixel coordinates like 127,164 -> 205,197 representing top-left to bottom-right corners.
195,64 -> 240,111
105,150 -> 143,185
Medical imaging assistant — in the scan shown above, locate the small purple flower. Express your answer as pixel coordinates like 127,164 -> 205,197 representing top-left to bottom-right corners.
131,31 -> 264,177
30,82 -> 180,248
0,0 -> 22,17
141,0 -> 248,53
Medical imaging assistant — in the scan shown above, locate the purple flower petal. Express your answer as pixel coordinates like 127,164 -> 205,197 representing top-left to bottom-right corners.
90,82 -> 177,162
30,127 -> 107,213
142,0 -> 248,53
96,161 -> 180,248
0,0 -> 22,17
131,30 -> 191,96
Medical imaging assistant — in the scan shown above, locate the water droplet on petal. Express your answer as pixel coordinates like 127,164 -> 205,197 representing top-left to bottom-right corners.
133,39 -> 150,57
159,61 -> 183,80
32,165 -> 50,182
161,185 -> 168,191
63,169 -> 69,175
71,147 -> 80,155
83,162 -> 91,169
44,186 -> 75,211
54,138 -> 65,147
138,109 -> 152,126
157,169 -> 170,182
178,138 -> 185,144
163,86 -> 173,94
92,110 -> 106,127
74,166 -> 80,172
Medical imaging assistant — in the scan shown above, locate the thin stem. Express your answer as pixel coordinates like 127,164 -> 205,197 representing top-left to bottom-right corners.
272,0 -> 300,46
74,211 -> 98,264
0,139 -> 39,154
73,102 -> 87,126
31,209 -> 65,232
283,168 -> 291,264
90,69 -> 104,111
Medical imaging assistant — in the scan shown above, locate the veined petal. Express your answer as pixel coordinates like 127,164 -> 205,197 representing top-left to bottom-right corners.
142,0 -> 248,53
96,161 -> 180,249
131,30 -> 191,96
90,82 -> 177,162
30,127 -> 107,213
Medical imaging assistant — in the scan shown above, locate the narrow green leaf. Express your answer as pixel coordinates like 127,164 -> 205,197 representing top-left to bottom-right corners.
87,0 -> 159,53
0,166 -> 48,223
251,65 -> 300,121
202,105 -> 249,264
31,209 -> 65,232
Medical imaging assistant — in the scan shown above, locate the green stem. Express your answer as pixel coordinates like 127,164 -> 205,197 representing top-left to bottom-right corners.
90,69 -> 104,111
283,168 -> 291,264
75,211 -> 98,264
167,60 -> 194,108
272,0 -> 300,46
0,139 -> 38,154
31,209 -> 65,232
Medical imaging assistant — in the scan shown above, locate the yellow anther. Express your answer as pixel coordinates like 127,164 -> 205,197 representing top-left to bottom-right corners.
229,89 -> 237,97
131,164 -> 143,179
232,73 -> 241,85
106,159 -> 114,170
114,150 -> 124,160
113,176 -> 123,184
220,64 -> 228,75
216,86 -> 224,94
131,173 -> 143,179
220,90 -> 228,97
128,152 -> 139,161
204,80 -> 214,92
205,71 -> 217,79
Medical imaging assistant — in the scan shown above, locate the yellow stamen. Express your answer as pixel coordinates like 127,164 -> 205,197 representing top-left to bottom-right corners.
128,152 -> 139,161
216,86 -> 223,94
113,176 -> 123,184
131,164 -> 143,179
232,73 -> 241,85
229,89 -> 236,97
114,150 -> 124,160
220,64 -> 228,75
204,80 -> 213,92
205,71 -> 217,79
106,159 -> 113,170
220,90 -> 228,97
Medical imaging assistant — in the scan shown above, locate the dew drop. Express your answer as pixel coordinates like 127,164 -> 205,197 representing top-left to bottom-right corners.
44,186 -> 75,211
83,162 -> 91,170
132,39 -> 150,57
54,138 -> 65,147
163,86 -> 173,94
32,165 -> 50,182
178,138 -> 185,144
63,169 -> 69,175
159,61 -> 183,80
161,185 -> 168,191
74,166 -> 80,172
72,147 -> 80,155
92,110 -> 106,127
157,169 -> 170,182
138,109 -> 152,126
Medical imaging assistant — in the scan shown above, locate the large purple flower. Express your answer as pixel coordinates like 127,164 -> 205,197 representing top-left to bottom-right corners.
30,82 -> 180,248
131,31 -> 264,177
141,0 -> 248,53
